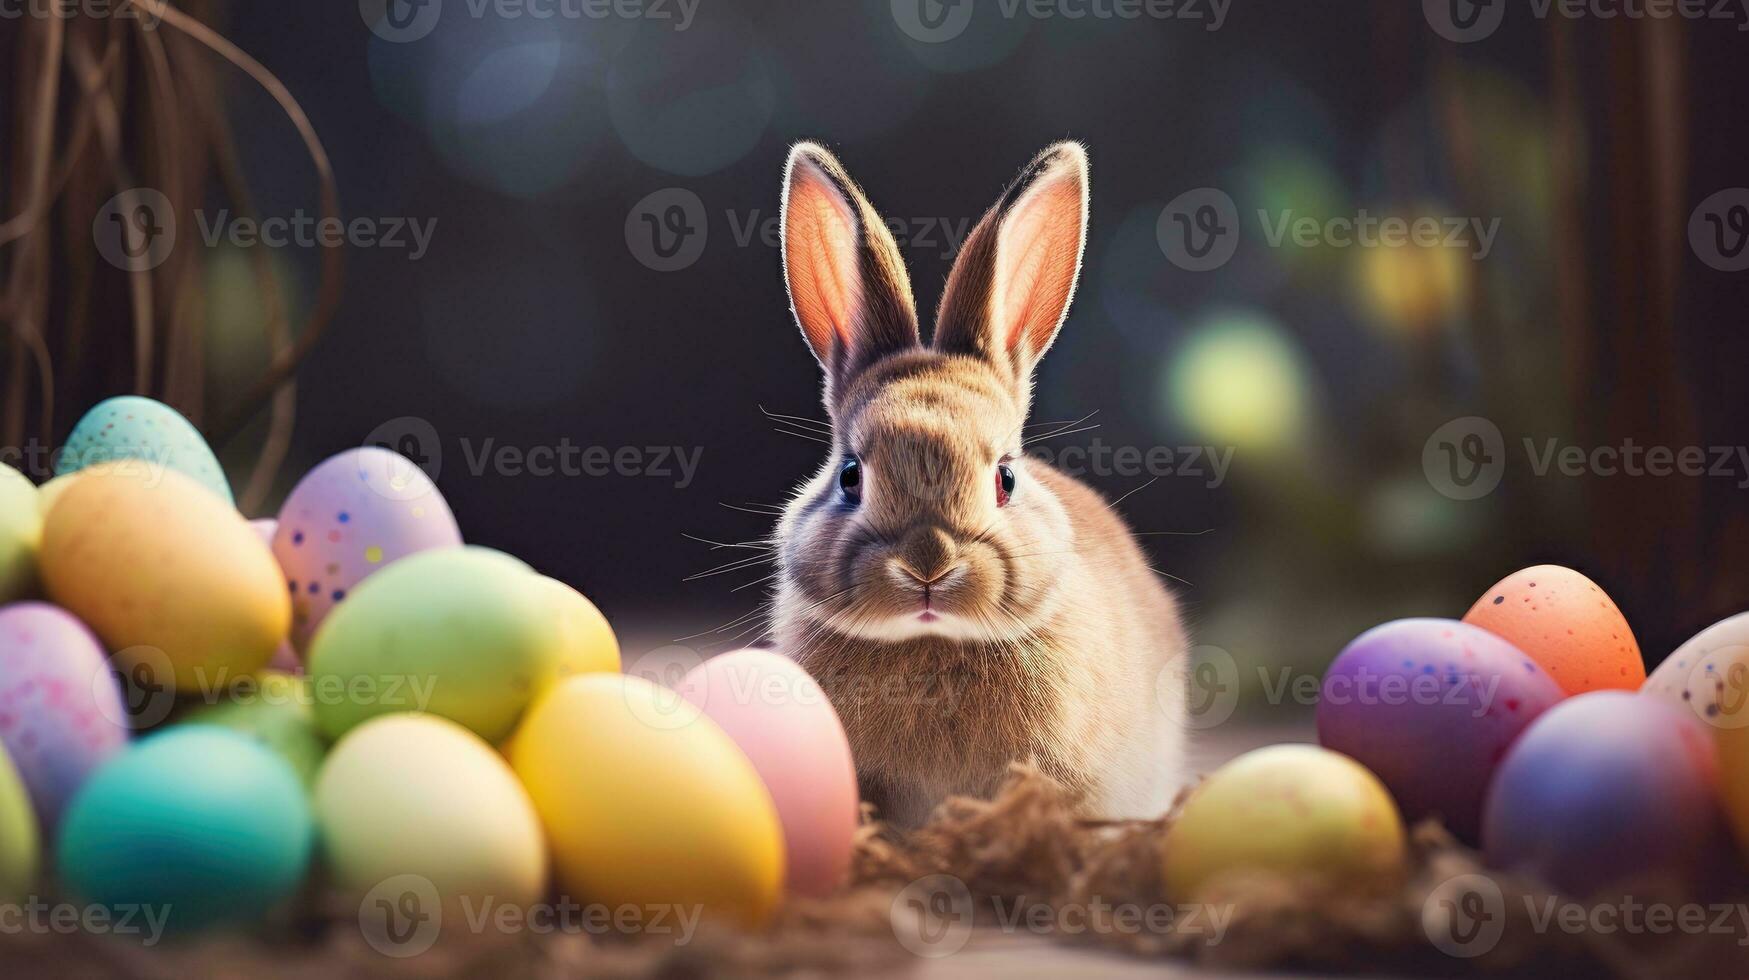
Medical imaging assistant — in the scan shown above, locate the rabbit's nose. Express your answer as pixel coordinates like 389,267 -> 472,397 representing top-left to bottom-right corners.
894,526 -> 959,584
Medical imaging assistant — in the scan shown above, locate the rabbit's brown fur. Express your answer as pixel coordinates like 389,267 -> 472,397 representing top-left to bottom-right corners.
771,141 -> 1186,827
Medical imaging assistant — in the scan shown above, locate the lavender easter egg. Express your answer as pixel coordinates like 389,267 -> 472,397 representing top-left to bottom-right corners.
273,448 -> 461,651
1316,619 -> 1565,841
0,603 -> 130,829
678,649 -> 858,898
1483,691 -> 1721,899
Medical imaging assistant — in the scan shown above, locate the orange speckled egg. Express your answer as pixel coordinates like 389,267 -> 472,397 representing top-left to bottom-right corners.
1462,565 -> 1644,695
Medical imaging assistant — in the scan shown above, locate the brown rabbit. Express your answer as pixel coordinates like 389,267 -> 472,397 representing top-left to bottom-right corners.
771,141 -> 1187,827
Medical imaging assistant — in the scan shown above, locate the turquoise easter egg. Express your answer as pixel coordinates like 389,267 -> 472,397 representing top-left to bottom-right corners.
55,396 -> 232,504
58,727 -> 313,932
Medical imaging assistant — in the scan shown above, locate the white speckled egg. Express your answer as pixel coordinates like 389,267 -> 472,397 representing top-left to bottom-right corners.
272,448 -> 461,651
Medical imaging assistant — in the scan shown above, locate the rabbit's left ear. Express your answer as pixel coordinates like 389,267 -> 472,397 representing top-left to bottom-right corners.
781,142 -> 920,401
933,142 -> 1089,379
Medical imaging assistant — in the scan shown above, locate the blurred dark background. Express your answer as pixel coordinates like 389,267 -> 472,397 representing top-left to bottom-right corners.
6,1 -> 1749,692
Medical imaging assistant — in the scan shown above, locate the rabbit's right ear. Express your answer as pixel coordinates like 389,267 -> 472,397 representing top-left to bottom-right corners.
781,143 -> 920,402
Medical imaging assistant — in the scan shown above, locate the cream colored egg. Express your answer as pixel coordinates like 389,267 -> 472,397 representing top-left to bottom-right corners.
315,713 -> 547,907
39,464 -> 290,691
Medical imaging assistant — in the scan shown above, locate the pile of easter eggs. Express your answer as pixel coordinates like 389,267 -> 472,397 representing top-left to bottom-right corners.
1165,563 -> 1749,908
0,396 -> 859,939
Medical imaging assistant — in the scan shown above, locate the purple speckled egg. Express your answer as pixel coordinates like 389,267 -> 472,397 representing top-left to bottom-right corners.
0,602 -> 130,829
272,448 -> 461,651
1483,691 -> 1723,899
250,520 -> 303,674
1316,618 -> 1565,842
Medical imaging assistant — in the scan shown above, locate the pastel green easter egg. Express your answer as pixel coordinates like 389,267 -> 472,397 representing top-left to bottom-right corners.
315,713 -> 547,908
306,547 -> 567,742
0,742 -> 41,903
1164,744 -> 1407,901
0,463 -> 40,602
56,396 -> 232,504
57,727 -> 313,932
178,672 -> 326,785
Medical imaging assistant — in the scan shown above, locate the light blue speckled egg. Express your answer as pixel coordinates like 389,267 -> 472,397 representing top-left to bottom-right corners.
55,396 -> 232,505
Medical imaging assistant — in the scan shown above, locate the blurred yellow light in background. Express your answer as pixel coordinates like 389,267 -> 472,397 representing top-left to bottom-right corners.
1165,312 -> 1310,453
1353,213 -> 1471,334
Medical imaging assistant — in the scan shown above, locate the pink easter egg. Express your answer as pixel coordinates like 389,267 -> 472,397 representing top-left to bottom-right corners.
0,602 -> 130,829
678,649 -> 858,898
272,448 -> 461,651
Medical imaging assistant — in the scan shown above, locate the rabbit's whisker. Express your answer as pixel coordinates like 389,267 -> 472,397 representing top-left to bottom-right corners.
759,405 -> 833,431
682,533 -> 776,552
684,554 -> 778,581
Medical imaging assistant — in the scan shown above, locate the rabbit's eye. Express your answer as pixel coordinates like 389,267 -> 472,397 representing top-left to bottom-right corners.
839,458 -> 862,504
996,462 -> 1016,507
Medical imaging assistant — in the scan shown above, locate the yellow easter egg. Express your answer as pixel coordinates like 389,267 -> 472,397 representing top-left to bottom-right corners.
315,714 -> 547,908
510,674 -> 784,926
537,577 -> 621,678
40,464 -> 290,692
0,741 -> 40,903
0,463 -> 40,603
1164,744 -> 1407,901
